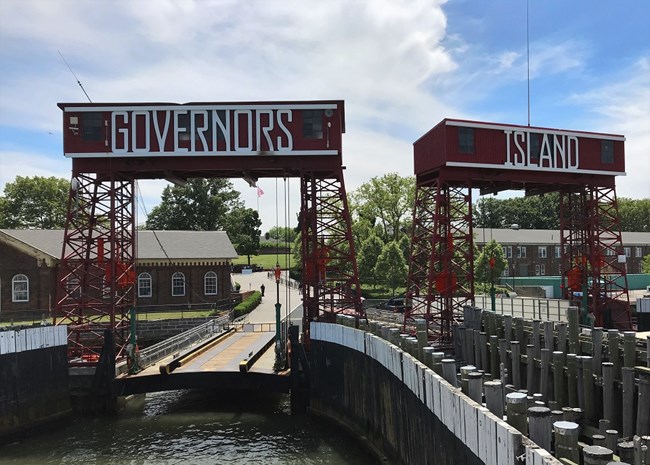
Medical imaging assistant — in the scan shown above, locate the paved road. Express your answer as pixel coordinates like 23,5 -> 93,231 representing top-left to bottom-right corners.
232,271 -> 302,324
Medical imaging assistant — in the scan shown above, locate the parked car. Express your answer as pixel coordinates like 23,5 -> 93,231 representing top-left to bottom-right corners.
376,297 -> 406,313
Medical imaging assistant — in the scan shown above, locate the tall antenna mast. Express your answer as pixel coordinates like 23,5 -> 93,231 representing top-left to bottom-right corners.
58,50 -> 92,103
526,0 -> 531,126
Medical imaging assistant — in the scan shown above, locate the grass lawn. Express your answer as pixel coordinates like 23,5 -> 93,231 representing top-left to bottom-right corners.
232,253 -> 298,270
0,310 -> 220,328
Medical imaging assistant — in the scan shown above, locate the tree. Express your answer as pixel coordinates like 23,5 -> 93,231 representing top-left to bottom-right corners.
474,193 -> 560,230
475,239 -> 508,285
357,232 -> 384,286
225,207 -> 262,265
266,226 -> 298,243
0,176 -> 69,229
618,198 -> 650,232
642,255 -> 650,274
374,241 -> 408,295
351,173 -> 415,243
145,179 -> 242,230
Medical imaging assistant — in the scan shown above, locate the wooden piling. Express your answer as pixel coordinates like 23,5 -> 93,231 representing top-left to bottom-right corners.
617,440 -> 635,463
622,366 -> 636,438
490,335 -> 499,380
583,355 -> 595,424
582,445 -> 613,465
567,353 -> 578,407
637,369 -> 650,436
479,332 -> 488,374
543,321 -> 554,351
460,365 -> 476,394
515,317 -> 525,347
553,420 -> 580,463
592,434 -> 606,446
484,381 -> 504,418
473,329 -> 482,370
609,330 -> 621,380
553,351 -> 566,407
532,320 -> 541,359
467,372 -> 483,404
541,348 -> 551,403
506,392 -> 528,434
504,315 -> 513,349
568,306 -> 580,355
557,323 -> 567,356
577,355 -> 585,410
602,362 -> 615,426
593,327 -> 604,377
623,331 -> 637,368
511,341 -> 521,389
526,345 -> 535,395
441,359 -> 457,387
605,429 -> 618,453
432,352 -> 445,376
527,406 -> 552,451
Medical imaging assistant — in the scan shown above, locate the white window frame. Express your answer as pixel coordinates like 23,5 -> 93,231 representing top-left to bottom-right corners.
605,248 -> 615,256
540,264 -> 545,276
138,272 -> 152,298
624,247 -> 631,258
204,271 -> 218,295
503,246 -> 512,258
538,246 -> 547,258
635,247 -> 642,257
535,265 -> 541,276
12,274 -> 29,302
517,246 -> 526,258
172,272 -> 185,297
555,246 -> 562,258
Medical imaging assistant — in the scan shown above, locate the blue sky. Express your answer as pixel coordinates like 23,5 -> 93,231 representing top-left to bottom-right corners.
1,0 -> 648,232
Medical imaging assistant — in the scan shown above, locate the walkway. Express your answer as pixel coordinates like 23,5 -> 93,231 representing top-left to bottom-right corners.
233,270 -> 302,324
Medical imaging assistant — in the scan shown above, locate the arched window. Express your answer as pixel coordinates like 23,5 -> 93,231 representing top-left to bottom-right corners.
204,271 -> 218,295
138,272 -> 152,298
12,274 -> 29,302
171,272 -> 185,296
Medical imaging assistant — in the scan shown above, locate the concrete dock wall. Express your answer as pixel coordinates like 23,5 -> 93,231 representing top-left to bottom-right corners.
0,325 -> 70,440
309,323 -> 553,465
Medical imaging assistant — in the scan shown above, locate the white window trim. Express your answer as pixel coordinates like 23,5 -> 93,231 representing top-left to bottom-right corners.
204,271 -> 218,295
138,272 -> 152,298
538,246 -> 547,258
12,274 -> 29,302
635,247 -> 642,257
172,272 -> 185,297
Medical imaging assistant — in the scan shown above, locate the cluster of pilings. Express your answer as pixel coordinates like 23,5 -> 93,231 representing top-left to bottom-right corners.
360,307 -> 650,464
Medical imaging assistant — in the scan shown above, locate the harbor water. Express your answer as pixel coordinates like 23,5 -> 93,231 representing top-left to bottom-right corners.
0,390 -> 376,465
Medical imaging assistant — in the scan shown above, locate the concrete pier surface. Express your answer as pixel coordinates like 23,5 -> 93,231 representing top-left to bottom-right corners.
232,271 -> 302,324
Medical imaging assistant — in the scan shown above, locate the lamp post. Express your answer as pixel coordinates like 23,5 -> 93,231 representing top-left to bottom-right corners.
274,263 -> 284,371
489,256 -> 496,312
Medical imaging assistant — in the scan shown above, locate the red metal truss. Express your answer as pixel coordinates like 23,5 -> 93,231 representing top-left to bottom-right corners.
300,171 -> 365,341
54,173 -> 136,364
405,179 -> 474,348
560,186 -> 631,328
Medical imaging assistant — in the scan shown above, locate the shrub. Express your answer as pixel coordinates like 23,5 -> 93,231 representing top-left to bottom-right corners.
233,291 -> 262,319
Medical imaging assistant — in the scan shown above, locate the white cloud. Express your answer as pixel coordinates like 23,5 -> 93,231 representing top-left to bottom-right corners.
569,57 -> 650,199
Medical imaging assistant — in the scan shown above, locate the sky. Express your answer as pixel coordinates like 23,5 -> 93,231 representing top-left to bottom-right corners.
1,0 -> 648,233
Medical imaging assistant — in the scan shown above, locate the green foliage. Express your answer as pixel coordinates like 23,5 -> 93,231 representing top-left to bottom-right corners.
0,176 -> 69,229
618,198 -> 650,232
474,193 -> 560,230
233,291 -> 262,318
351,173 -> 415,243
266,226 -> 298,243
145,179 -> 242,230
475,239 -> 508,285
357,232 -> 384,284
643,255 -> 650,274
226,207 -> 262,264
374,241 -> 408,295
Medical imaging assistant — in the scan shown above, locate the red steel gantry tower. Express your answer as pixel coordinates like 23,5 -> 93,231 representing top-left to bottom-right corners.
54,101 -> 364,364
406,119 -> 631,347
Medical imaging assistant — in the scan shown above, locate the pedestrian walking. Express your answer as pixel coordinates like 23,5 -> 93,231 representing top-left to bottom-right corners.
260,284 -> 265,297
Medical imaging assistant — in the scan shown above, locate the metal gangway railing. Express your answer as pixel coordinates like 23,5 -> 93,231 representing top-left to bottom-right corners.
135,313 -> 232,371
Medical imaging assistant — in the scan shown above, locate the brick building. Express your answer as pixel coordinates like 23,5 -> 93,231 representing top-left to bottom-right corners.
474,228 -> 650,278
0,229 -> 237,320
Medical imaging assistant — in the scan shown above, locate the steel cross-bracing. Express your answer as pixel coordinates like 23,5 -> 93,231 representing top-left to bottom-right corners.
300,172 -> 364,343
54,173 -> 136,364
55,101 -> 365,364
560,185 -> 631,328
405,179 -> 474,349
